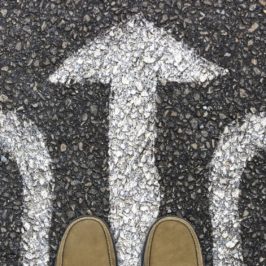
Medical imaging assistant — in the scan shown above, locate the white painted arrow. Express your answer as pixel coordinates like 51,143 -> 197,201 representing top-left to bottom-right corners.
50,15 -> 226,266
0,111 -> 53,266
209,113 -> 266,266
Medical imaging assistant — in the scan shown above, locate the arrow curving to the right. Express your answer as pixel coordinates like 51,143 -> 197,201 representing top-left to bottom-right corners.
50,14 -> 227,266
209,113 -> 266,266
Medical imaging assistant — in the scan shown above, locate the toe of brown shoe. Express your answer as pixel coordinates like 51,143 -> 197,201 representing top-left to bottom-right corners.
56,217 -> 116,266
143,216 -> 203,266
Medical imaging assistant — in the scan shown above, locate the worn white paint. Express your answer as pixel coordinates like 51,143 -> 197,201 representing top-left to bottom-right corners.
50,14 -> 226,266
209,113 -> 266,266
0,111 -> 53,266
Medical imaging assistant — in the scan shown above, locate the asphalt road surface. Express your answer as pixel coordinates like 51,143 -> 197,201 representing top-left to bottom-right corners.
0,1 -> 265,266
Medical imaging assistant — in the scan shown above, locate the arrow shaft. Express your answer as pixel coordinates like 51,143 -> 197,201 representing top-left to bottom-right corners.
108,80 -> 161,266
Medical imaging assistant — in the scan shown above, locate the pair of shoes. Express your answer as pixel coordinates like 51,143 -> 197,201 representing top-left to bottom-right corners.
56,216 -> 203,266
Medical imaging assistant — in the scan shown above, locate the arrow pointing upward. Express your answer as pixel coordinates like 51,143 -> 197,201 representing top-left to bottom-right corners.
50,15 -> 227,266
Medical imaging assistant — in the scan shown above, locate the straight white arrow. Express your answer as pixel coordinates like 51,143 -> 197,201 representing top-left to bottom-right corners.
209,113 -> 266,266
0,111 -> 53,266
50,14 -> 226,266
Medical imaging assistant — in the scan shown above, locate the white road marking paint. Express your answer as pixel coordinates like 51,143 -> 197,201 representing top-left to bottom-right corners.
209,113 -> 266,266
0,112 -> 53,266
50,14 -> 226,266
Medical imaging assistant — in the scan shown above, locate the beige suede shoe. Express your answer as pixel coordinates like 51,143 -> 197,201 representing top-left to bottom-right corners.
143,216 -> 203,266
56,216 -> 116,266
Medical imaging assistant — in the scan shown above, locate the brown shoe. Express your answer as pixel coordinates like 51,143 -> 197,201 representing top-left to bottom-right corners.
56,216 -> 116,266
143,216 -> 203,266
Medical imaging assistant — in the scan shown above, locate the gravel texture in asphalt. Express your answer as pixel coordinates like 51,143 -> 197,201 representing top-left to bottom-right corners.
0,0 -> 265,265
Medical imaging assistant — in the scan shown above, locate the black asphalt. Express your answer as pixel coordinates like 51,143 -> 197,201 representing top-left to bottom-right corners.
0,1 -> 265,265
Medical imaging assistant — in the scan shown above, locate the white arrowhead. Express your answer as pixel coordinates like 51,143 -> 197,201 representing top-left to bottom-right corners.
50,14 -> 227,266
0,111 -> 53,265
49,14 -> 227,86
209,113 -> 266,266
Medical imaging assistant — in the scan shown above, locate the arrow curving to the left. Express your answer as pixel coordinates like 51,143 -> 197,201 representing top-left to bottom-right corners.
0,111 -> 53,266
49,14 -> 227,266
